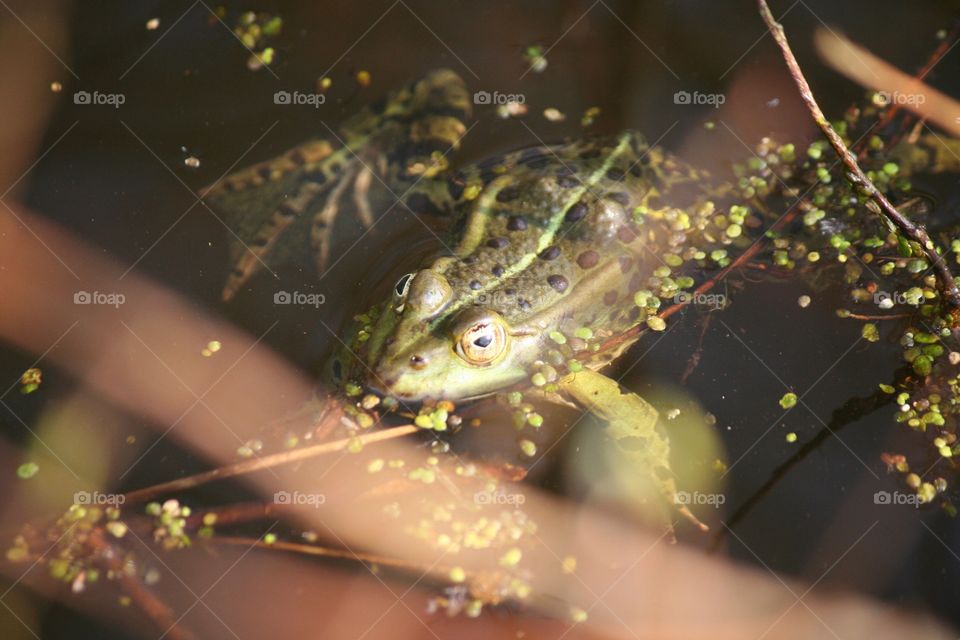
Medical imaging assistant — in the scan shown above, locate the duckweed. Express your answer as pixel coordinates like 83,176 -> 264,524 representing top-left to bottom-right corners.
779,392 -> 798,409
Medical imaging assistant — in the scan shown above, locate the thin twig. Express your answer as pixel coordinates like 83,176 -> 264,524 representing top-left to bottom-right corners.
213,536 -> 435,574
591,203 -> 803,358
757,0 -> 960,310
88,531 -> 198,640
856,21 -> 960,154
680,313 -> 714,384
122,424 -> 419,505
843,312 -> 912,321
710,381 -> 897,552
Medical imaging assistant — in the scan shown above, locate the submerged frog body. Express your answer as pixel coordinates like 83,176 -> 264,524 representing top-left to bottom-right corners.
362,132 -> 706,401
207,69 -> 735,529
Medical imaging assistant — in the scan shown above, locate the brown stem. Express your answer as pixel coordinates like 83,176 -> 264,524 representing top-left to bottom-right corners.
857,22 -> 960,154
88,531 -> 198,640
680,313 -> 714,384
710,382 -> 896,552
212,536 -> 435,575
757,0 -> 960,310
843,312 -> 912,321
122,425 -> 419,505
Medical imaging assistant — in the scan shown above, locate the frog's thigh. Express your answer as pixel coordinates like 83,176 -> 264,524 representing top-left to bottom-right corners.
555,369 -> 708,532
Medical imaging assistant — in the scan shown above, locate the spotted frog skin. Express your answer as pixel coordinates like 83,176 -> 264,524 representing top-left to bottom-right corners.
358,131 -> 715,401
207,69 -> 735,529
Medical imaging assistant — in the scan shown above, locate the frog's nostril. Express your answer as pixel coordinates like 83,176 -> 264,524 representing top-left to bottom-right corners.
409,354 -> 428,370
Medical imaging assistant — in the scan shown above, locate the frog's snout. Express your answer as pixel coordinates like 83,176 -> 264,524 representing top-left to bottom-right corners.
368,363 -> 408,398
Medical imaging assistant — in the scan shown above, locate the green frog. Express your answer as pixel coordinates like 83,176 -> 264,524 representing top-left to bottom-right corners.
206,69 -> 741,530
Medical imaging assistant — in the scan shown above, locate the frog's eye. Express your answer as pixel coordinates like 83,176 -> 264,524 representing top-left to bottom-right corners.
456,321 -> 507,366
394,273 -> 415,298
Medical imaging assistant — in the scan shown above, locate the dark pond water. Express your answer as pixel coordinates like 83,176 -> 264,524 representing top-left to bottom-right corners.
3,1 -> 960,637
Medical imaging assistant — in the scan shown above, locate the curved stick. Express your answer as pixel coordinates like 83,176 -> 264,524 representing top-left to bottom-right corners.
122,424 -> 418,505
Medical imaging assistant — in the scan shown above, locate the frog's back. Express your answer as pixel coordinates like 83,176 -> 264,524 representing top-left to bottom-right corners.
357,130 -> 721,400
427,132 -> 677,338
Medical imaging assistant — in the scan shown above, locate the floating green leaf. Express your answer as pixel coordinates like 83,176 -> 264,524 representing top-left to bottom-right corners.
16,462 -> 38,479
779,392 -> 798,409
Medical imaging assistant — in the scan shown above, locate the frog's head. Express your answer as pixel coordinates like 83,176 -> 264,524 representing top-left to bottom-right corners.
339,268 -> 539,401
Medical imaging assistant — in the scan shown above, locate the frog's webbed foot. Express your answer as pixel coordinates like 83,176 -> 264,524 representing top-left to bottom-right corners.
552,368 -> 709,534
309,160 -> 361,275
204,138 -> 359,300
352,163 -> 377,230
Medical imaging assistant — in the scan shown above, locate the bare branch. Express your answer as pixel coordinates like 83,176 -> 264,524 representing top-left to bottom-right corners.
757,0 -> 960,310
122,423 -> 419,505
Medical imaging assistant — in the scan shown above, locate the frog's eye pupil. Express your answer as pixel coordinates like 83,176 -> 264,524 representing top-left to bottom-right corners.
331,359 -> 342,381
395,273 -> 414,297
457,320 -> 507,366
473,335 -> 493,348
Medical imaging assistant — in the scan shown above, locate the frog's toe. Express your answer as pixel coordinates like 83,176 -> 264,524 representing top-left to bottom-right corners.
218,179 -> 330,301
353,164 -> 376,230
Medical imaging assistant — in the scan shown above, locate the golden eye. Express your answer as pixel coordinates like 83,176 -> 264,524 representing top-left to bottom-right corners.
457,321 -> 507,366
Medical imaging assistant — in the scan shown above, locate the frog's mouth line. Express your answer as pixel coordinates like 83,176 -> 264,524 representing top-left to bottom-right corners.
363,371 -> 492,403
362,327 -> 543,404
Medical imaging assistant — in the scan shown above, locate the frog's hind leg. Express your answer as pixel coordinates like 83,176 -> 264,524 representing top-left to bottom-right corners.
310,161 -> 359,274
220,181 -> 322,301
205,69 -> 472,301
208,140 -> 352,301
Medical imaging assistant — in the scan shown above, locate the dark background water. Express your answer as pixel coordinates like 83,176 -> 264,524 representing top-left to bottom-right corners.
3,0 -> 960,637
